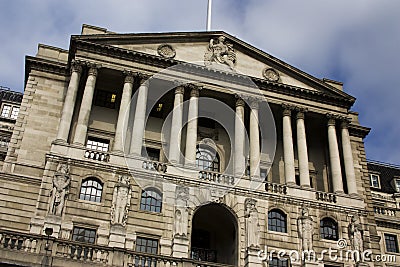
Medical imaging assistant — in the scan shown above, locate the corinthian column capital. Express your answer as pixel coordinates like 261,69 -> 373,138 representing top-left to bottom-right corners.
70,60 -> 83,74
186,84 -> 201,97
123,70 -> 135,84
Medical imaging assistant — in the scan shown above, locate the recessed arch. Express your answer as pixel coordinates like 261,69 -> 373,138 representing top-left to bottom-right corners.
190,203 -> 238,265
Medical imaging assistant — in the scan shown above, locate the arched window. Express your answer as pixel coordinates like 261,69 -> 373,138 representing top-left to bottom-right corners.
320,217 -> 338,240
140,188 -> 162,213
268,209 -> 287,233
79,178 -> 103,203
196,145 -> 220,172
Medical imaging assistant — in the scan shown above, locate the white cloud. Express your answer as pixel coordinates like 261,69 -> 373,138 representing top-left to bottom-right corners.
0,0 -> 399,163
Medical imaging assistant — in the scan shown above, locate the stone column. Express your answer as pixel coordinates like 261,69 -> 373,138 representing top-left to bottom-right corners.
249,99 -> 260,179
282,104 -> 296,185
129,74 -> 149,155
113,71 -> 134,152
234,96 -> 246,176
341,119 -> 358,195
327,115 -> 344,193
184,85 -> 200,166
296,108 -> 310,187
56,60 -> 83,142
73,64 -> 99,145
168,85 -> 184,163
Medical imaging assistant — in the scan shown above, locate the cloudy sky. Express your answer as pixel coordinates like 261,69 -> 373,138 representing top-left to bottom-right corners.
0,0 -> 399,164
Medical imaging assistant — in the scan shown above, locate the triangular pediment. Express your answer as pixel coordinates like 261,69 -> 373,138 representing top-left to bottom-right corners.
72,27 -> 354,105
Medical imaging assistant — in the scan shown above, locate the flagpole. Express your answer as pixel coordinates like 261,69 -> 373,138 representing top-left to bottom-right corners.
207,0 -> 212,31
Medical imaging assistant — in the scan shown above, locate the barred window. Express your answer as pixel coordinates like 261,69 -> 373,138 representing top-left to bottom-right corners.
1,105 -> 11,118
269,257 -> 288,267
385,234 -> 399,253
268,209 -> 287,233
79,178 -> 103,203
320,218 -> 338,240
196,146 -> 220,172
140,188 -> 162,213
72,227 -> 96,244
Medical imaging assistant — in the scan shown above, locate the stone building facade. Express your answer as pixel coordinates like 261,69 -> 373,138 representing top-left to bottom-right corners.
0,24 -> 385,267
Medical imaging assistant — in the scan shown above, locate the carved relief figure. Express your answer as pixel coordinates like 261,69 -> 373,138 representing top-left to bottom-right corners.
297,207 -> 314,251
204,36 -> 236,70
111,175 -> 132,226
245,198 -> 260,248
48,163 -> 71,216
174,186 -> 189,237
348,215 -> 363,253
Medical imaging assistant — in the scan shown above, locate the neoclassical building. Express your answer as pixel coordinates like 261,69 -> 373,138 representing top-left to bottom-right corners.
0,24 -> 385,267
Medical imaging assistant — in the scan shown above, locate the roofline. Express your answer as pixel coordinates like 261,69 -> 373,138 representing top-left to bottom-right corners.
71,30 -> 355,103
367,159 -> 400,170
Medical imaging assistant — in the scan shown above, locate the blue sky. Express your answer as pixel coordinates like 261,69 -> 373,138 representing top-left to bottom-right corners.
0,0 -> 399,164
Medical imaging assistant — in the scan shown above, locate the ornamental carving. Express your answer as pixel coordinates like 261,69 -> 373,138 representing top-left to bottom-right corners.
297,206 -> 314,251
263,68 -> 280,82
157,44 -> 176,59
48,162 -> 71,216
111,175 -> 132,226
245,198 -> 260,248
204,36 -> 236,70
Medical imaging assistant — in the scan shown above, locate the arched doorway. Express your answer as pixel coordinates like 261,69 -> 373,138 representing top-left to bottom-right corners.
190,203 -> 237,265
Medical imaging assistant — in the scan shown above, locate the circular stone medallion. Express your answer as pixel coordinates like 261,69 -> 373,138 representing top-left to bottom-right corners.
263,68 -> 280,82
157,44 -> 176,59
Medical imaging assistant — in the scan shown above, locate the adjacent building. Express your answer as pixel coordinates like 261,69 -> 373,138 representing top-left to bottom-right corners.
0,24 -> 391,267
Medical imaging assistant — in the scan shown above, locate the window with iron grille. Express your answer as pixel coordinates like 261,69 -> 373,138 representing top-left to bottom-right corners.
94,90 -> 117,109
320,218 -> 339,240
385,234 -> 399,253
268,209 -> 287,233
140,188 -> 162,213
72,227 -> 96,244
79,178 -> 103,203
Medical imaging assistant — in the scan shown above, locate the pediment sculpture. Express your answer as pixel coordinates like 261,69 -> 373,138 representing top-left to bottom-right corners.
204,36 -> 236,70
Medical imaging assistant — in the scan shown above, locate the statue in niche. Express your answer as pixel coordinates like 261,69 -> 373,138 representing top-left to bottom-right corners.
245,198 -> 260,248
48,162 -> 71,216
348,214 -> 363,254
111,175 -> 132,226
174,186 -> 189,237
297,206 -> 314,251
204,36 -> 236,70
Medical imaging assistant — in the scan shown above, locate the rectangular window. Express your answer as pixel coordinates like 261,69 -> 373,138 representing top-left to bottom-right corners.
72,227 -> 96,244
269,257 -> 288,267
10,106 -> 19,119
260,168 -> 268,180
385,234 -> 399,253
1,105 -> 11,118
369,174 -> 380,188
86,137 -> 109,152
142,147 -> 160,161
395,179 -> 400,192
136,237 -> 158,267
94,90 -> 117,109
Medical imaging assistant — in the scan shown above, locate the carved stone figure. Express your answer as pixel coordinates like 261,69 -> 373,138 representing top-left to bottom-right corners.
174,186 -> 189,237
204,36 -> 236,70
349,215 -> 363,253
245,198 -> 260,248
297,207 -> 314,251
48,163 -> 71,216
111,175 -> 132,226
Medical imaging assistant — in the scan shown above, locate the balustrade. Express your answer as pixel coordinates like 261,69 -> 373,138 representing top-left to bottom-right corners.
198,171 -> 235,186
142,160 -> 167,173
315,191 -> 337,203
265,182 -> 287,194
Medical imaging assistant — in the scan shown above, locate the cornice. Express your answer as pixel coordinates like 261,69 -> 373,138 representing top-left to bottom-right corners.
25,56 -> 68,86
348,124 -> 371,139
72,31 -> 355,102
71,39 -> 355,109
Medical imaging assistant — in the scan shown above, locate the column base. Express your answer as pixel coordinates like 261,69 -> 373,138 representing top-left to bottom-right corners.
52,139 -> 68,145
301,184 -> 311,189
